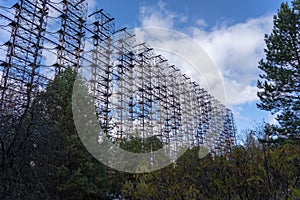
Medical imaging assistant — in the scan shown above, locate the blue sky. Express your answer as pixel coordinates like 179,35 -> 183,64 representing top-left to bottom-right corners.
0,0 -> 289,136
91,0 -> 286,134
96,0 -> 283,29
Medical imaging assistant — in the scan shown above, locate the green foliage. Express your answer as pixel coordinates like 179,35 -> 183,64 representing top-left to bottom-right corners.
120,136 -> 163,153
33,67 -> 112,199
257,0 -> 300,139
0,68 -> 111,199
1,67 -> 299,199
2,0 -> 300,199
122,142 -> 300,200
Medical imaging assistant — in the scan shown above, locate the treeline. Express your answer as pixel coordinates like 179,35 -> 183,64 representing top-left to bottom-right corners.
0,68 -> 299,199
1,0 -> 300,198
122,141 -> 300,199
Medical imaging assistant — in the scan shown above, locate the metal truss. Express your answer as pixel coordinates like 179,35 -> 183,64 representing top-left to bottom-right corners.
0,0 -> 236,155
51,0 -> 88,73
0,0 -> 49,116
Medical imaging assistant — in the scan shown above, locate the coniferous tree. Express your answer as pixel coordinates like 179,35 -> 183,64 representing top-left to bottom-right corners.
257,0 -> 300,139
27,68 -> 111,199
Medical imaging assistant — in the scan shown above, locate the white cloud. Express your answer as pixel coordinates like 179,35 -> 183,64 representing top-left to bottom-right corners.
136,2 -> 276,131
230,104 -> 251,125
268,114 -> 279,125
139,1 -> 187,29
192,16 -> 273,106
138,2 -> 273,107
42,42 -> 57,66
134,27 -> 227,103
140,8 -> 174,28
191,16 -> 272,83
196,19 -> 207,28
224,79 -> 259,105
87,0 -> 98,14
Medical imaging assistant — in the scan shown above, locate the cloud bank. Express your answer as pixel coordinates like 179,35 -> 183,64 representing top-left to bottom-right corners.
137,2 -> 275,128
138,2 -> 273,106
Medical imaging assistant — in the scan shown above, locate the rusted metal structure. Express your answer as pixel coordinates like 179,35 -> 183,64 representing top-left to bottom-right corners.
0,0 -> 236,155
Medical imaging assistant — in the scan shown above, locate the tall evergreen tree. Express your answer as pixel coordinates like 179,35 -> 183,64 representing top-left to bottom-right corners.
257,0 -> 300,139
33,67 -> 112,199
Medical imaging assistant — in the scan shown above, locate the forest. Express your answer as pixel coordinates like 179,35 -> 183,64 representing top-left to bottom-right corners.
0,0 -> 300,199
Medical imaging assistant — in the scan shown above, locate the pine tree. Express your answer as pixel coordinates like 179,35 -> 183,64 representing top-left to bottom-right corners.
29,68 -> 111,199
257,0 -> 300,139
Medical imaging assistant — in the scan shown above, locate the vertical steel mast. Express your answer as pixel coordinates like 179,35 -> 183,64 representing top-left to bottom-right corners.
0,0 -> 237,155
0,0 -> 49,116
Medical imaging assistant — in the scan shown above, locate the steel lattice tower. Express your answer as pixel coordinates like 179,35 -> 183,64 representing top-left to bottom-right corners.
0,0 -> 237,155
0,0 -> 49,116
52,0 -> 88,73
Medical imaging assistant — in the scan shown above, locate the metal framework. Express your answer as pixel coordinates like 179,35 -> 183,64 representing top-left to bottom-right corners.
52,0 -> 88,73
0,0 -> 49,116
0,0 -> 236,155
